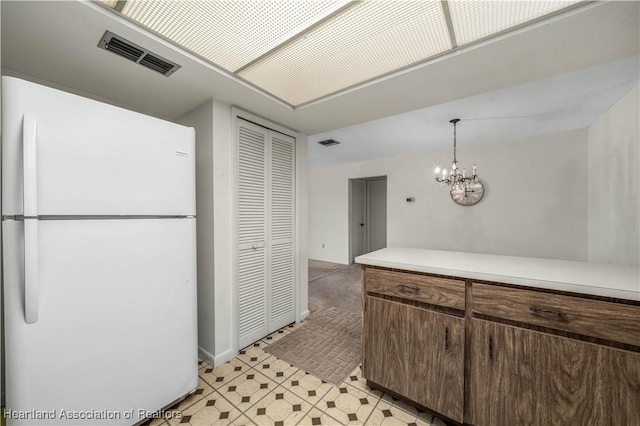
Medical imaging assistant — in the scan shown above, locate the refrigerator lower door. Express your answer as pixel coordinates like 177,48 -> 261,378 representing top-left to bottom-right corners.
3,218 -> 197,425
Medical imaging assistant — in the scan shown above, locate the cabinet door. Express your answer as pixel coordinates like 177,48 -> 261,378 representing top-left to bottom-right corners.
363,296 -> 464,422
470,318 -> 640,426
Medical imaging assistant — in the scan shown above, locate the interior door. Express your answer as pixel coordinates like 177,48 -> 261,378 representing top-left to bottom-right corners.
237,119 -> 297,347
366,178 -> 387,252
237,120 -> 269,348
350,179 -> 367,262
269,130 -> 296,330
3,218 -> 197,425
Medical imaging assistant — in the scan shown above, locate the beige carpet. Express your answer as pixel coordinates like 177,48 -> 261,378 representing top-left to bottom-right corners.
264,307 -> 361,386
308,261 -> 362,314
308,259 -> 351,282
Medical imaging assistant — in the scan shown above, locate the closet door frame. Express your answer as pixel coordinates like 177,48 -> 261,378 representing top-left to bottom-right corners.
231,109 -> 304,353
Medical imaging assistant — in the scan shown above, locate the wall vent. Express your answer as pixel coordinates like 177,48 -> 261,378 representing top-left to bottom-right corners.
318,139 -> 340,147
98,31 -> 181,77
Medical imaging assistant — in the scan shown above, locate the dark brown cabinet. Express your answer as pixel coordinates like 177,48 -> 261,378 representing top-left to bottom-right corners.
469,318 -> 640,426
361,265 -> 640,425
363,296 -> 465,422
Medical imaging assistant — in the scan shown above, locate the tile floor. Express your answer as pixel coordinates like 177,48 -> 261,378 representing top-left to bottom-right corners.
146,323 -> 448,426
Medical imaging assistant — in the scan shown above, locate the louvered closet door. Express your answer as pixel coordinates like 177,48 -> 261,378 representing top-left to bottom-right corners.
269,131 -> 296,330
237,120 -> 269,348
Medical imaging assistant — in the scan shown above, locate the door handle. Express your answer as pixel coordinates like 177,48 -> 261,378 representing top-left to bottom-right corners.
444,326 -> 449,350
529,306 -> 568,320
398,284 -> 419,291
23,113 -> 39,324
23,113 -> 38,218
24,220 -> 39,324
360,223 -> 365,227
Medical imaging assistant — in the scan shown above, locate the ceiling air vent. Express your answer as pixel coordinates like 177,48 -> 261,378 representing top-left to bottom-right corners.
98,31 -> 181,77
318,139 -> 340,147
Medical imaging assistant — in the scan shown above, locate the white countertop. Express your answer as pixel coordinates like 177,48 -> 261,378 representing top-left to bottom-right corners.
355,248 -> 640,301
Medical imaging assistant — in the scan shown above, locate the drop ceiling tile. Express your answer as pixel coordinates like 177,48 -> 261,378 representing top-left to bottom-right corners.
238,0 -> 451,106
117,0 -> 351,72
449,0 -> 582,46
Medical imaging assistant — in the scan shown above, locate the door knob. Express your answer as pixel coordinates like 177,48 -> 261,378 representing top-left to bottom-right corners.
360,223 -> 365,227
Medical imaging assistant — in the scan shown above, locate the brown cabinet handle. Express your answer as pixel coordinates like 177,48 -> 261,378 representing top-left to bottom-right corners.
399,284 -> 419,291
445,326 -> 450,350
488,335 -> 493,360
530,306 -> 568,319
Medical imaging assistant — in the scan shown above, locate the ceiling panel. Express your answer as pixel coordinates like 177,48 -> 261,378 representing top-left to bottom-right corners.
449,0 -> 581,46
114,0 -> 350,72
238,0 -> 451,106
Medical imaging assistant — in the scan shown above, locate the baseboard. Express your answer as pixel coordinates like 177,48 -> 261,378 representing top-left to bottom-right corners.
213,348 -> 235,367
299,310 -> 310,321
198,346 -> 216,367
308,257 -> 349,265
200,347 -> 237,367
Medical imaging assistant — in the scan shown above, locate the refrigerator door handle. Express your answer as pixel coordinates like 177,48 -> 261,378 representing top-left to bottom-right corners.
24,219 -> 39,324
23,113 -> 38,217
23,113 -> 39,324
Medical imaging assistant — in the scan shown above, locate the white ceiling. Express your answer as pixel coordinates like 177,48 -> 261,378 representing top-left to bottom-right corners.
1,1 -> 638,137
308,55 -> 640,168
98,0 -> 582,107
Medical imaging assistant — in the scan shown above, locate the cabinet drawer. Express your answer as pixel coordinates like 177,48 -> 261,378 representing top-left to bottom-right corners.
365,267 -> 465,311
473,283 -> 640,347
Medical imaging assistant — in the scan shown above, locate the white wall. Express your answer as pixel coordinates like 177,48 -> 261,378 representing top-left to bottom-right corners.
588,85 -> 639,266
211,101 -> 235,365
295,131 -> 310,323
179,99 -> 236,366
178,100 -> 217,363
309,128 -> 589,264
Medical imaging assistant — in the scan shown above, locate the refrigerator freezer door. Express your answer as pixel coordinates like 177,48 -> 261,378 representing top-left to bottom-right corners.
3,218 -> 197,425
2,77 -> 195,216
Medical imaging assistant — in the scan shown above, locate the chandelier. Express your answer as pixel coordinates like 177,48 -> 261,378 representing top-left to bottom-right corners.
434,119 -> 485,206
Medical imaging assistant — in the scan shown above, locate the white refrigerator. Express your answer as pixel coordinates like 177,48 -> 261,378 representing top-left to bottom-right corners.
2,76 -> 198,425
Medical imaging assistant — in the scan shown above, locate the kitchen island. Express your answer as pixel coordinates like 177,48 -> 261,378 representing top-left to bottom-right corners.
356,248 -> 640,426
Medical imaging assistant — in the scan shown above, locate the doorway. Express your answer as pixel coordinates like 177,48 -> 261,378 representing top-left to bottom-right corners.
349,176 -> 387,263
